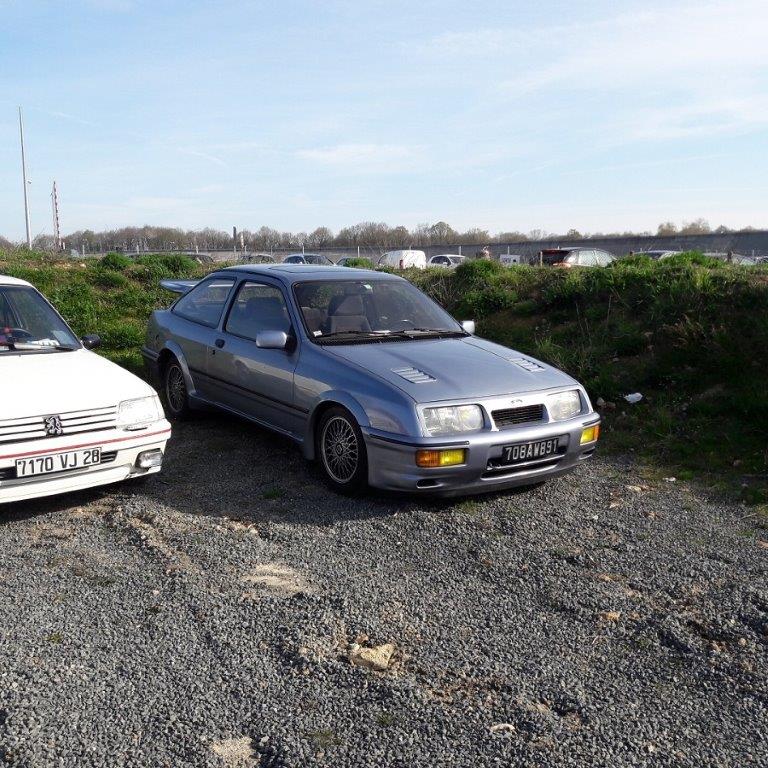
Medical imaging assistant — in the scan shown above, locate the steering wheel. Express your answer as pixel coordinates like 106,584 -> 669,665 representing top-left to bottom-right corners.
2,327 -> 34,340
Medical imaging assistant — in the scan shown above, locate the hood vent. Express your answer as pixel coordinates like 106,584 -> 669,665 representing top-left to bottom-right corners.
391,366 -> 436,383
507,357 -> 545,373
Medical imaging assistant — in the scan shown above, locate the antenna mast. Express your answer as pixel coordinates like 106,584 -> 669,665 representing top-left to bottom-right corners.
51,181 -> 63,251
18,107 -> 32,249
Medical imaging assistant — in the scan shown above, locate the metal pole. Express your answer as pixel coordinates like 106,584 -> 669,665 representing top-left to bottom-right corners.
19,108 -> 32,248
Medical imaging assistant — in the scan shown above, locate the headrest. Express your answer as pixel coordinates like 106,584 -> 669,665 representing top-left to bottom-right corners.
332,295 -> 365,316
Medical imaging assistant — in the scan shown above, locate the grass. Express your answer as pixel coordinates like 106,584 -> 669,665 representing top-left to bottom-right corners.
0,249 -> 214,375
2,247 -> 766,502
409,256 -> 768,503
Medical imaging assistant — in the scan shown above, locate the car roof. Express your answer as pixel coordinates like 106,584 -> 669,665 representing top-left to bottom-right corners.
0,274 -> 32,287
217,263 -> 402,284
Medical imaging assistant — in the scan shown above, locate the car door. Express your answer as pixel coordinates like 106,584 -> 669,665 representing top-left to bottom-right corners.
169,276 -> 236,401
207,279 -> 302,436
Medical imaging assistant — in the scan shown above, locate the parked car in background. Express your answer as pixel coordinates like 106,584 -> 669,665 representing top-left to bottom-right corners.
499,254 -> 525,266
240,253 -> 275,264
428,254 -> 465,268
377,249 -> 427,270
701,252 -> 757,265
539,248 -> 615,267
0,275 -> 170,504
336,256 -> 374,268
144,265 -> 600,496
282,253 -> 334,265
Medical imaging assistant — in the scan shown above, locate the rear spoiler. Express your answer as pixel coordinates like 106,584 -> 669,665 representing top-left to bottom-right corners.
159,279 -> 200,295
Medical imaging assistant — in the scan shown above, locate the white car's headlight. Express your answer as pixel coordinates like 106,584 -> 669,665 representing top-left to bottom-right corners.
423,405 -> 484,436
547,390 -> 583,421
118,395 -> 162,430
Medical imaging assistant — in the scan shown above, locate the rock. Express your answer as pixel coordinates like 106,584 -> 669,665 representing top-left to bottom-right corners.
349,642 -> 395,672
489,723 -> 515,734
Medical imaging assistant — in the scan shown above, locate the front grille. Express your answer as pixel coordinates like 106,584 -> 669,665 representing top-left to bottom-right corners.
0,406 -> 118,446
0,449 -> 119,482
492,403 -> 545,428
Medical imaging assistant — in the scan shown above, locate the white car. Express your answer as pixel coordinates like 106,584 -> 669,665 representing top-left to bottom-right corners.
0,275 -> 171,504
377,249 -> 427,269
428,254 -> 465,268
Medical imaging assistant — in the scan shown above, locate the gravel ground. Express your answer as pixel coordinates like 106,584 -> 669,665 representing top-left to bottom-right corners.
1,414 -> 766,767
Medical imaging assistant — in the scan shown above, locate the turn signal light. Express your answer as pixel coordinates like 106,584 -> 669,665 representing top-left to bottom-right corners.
415,449 -> 467,468
580,424 -> 600,444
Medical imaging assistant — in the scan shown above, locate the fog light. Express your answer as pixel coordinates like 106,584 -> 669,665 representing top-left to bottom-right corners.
415,449 -> 466,468
137,449 -> 163,469
580,425 -> 600,445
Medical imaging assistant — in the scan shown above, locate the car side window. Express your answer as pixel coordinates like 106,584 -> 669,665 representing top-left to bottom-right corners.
173,278 -> 235,328
578,250 -> 597,266
595,251 -> 612,266
225,282 -> 292,341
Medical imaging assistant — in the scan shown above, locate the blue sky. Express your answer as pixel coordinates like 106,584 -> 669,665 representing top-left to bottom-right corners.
1,0 -> 766,240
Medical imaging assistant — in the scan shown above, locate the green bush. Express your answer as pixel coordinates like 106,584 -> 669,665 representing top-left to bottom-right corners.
135,253 -> 197,278
339,257 -> 374,268
100,252 -> 132,271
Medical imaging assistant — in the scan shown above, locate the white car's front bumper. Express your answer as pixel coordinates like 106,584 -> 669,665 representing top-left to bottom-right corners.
0,421 -> 171,504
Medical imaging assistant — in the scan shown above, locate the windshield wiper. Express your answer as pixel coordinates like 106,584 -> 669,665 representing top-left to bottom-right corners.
316,330 -> 385,343
0,341 -> 78,352
386,328 -> 468,339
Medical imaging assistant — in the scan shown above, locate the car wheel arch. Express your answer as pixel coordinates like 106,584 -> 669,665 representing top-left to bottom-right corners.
158,341 -> 197,397
303,394 -> 370,461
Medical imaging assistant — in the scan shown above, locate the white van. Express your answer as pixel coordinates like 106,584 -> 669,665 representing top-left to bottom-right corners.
377,249 -> 427,270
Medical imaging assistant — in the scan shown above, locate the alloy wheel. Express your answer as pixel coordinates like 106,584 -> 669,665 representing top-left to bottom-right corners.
321,416 -> 359,484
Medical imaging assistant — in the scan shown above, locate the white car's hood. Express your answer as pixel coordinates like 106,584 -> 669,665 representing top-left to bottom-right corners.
0,349 -> 155,419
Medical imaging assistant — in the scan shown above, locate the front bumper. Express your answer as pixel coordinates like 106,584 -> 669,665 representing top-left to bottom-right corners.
363,414 -> 600,496
0,421 -> 171,504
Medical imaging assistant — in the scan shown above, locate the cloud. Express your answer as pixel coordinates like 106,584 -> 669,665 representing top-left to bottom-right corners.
176,148 -> 228,167
296,143 -> 415,168
426,1 -> 768,142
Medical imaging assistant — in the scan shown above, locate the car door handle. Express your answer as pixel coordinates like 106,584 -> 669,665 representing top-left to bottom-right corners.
214,338 -> 225,349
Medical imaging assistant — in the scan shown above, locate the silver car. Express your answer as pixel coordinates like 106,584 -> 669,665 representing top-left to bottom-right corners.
142,265 -> 600,495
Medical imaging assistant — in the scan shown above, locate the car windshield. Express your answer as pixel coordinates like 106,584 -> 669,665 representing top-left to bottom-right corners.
294,279 -> 465,342
0,285 -> 80,351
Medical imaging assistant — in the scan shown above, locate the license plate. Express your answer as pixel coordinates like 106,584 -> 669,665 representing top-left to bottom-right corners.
500,437 -> 563,465
15,448 -> 102,478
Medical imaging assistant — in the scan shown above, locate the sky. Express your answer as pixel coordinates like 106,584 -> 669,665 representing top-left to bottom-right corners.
0,0 -> 767,240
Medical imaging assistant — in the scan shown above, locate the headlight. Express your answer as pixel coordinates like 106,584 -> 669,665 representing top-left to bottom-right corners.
423,405 -> 483,436
547,390 -> 582,421
118,395 -> 162,430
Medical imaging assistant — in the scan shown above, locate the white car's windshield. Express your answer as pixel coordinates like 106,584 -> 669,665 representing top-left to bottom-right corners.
295,279 -> 465,342
0,285 -> 80,351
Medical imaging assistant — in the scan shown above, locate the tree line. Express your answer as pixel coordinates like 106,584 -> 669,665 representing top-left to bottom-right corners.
7,218 -> 762,254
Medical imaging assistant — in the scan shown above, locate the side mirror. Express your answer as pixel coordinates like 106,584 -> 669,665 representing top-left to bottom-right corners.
81,334 -> 102,350
461,320 -> 476,335
255,330 -> 289,349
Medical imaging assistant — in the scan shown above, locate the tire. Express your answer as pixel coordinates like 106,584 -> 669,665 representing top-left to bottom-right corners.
162,357 -> 191,420
316,406 -> 368,494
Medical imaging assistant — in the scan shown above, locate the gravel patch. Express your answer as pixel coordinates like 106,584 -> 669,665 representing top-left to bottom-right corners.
1,415 -> 766,767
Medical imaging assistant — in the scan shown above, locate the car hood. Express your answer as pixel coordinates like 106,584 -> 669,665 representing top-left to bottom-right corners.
325,336 -> 578,403
0,349 -> 155,419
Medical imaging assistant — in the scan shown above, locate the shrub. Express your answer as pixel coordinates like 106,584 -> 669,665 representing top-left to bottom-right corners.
100,252 -> 132,271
